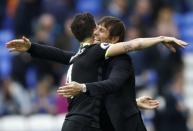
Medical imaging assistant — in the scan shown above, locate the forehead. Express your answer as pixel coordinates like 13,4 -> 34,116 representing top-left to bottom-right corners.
96,24 -> 108,31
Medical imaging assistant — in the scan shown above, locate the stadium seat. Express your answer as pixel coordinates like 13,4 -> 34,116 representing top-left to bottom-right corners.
0,115 -> 27,131
27,114 -> 58,131
55,113 -> 67,130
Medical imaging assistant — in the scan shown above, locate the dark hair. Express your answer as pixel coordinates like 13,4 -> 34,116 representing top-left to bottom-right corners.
71,13 -> 96,42
98,16 -> 125,42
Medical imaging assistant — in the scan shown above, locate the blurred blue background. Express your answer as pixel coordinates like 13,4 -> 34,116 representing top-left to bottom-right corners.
0,0 -> 193,131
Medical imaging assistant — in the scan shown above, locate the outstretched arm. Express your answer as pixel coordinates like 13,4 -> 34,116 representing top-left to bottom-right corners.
28,43 -> 74,65
106,36 -> 188,57
6,36 -> 75,64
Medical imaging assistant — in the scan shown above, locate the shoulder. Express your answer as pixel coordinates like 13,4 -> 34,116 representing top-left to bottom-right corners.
92,43 -> 111,50
100,42 -> 111,50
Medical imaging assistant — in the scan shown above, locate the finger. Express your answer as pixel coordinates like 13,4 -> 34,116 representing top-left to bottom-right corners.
57,89 -> 73,93
6,40 -> 24,48
140,96 -> 155,102
58,85 -> 71,89
57,89 -> 72,94
150,103 -> 160,106
9,48 -> 17,52
57,90 -> 65,93
165,44 -> 176,52
179,40 -> 188,46
175,39 -> 188,46
149,102 -> 159,106
62,95 -> 72,98
57,90 -> 73,95
149,103 -> 160,107
61,92 -> 74,96
151,100 -> 160,103
151,100 -> 159,104
173,40 -> 186,48
148,102 -> 160,106
6,41 -> 17,48
143,96 -> 153,100
64,85 -> 76,89
22,36 -> 30,43
58,86 -> 66,90
153,103 -> 160,107
57,87 -> 73,94
149,105 -> 159,109
6,39 -> 23,44
58,92 -> 72,96
148,100 -> 159,103
164,37 -> 183,48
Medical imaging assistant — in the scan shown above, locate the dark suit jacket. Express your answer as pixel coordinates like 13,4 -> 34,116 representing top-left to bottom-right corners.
86,54 -> 139,131
28,43 -> 139,131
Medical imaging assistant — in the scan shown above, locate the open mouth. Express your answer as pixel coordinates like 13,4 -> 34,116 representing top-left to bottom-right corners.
94,38 -> 100,43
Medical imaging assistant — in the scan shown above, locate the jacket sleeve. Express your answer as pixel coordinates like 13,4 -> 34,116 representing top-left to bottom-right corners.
85,55 -> 133,96
27,43 -> 75,65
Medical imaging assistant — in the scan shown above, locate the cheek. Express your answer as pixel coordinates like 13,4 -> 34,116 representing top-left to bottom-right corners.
103,36 -> 109,42
100,33 -> 108,40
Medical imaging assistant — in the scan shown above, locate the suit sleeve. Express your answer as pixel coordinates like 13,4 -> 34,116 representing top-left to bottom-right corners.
27,43 -> 75,65
85,55 -> 132,96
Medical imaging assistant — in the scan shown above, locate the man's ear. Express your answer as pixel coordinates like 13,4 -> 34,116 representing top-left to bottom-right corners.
111,36 -> 119,43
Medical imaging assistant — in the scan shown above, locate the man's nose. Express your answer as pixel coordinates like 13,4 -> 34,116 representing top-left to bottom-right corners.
94,28 -> 99,35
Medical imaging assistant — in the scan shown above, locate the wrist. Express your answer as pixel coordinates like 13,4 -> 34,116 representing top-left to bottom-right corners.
158,36 -> 165,43
80,84 -> 87,93
27,40 -> 32,50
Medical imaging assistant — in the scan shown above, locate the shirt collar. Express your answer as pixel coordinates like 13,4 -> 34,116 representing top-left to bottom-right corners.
80,42 -> 91,48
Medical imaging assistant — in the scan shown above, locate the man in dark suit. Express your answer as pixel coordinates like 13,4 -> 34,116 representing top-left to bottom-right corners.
56,16 -> 185,131
6,13 -> 186,131
57,17 -> 144,131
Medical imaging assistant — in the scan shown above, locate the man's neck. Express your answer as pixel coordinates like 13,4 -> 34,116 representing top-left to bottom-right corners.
81,38 -> 93,47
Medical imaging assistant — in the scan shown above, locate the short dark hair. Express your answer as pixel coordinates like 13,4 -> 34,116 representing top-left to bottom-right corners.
98,16 -> 125,42
71,13 -> 96,42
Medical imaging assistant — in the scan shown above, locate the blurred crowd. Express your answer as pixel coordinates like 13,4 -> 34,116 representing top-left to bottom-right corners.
0,0 -> 193,131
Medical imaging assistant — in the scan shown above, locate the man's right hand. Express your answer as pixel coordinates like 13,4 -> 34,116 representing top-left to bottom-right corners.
6,36 -> 31,52
136,96 -> 160,110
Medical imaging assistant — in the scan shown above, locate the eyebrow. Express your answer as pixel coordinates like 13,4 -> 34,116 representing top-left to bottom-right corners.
98,25 -> 107,31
